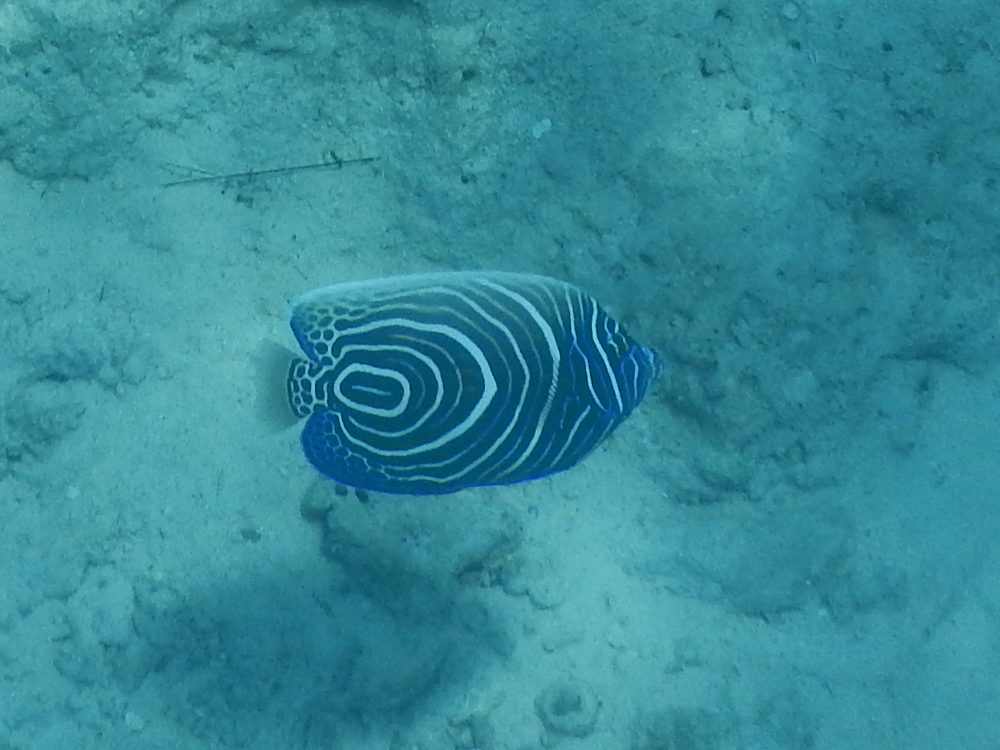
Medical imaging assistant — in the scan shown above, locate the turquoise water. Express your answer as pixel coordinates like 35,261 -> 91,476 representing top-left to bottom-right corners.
1,1 -> 998,748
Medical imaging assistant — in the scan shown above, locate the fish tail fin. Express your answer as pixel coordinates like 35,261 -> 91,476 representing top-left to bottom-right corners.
253,340 -> 301,432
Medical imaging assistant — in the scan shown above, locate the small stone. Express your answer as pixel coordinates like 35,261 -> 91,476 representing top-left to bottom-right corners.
535,682 -> 599,738
124,710 -> 145,732
750,104 -> 773,127
781,2 -> 800,21
605,622 -> 627,649
531,118 -> 552,139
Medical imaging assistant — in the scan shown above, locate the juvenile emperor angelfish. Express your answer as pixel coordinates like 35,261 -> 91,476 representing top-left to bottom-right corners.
281,271 -> 661,495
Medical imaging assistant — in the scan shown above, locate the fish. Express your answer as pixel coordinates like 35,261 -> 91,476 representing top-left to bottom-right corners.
269,271 -> 661,495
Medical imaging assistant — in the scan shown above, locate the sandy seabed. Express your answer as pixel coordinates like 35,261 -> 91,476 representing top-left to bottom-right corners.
1,1 -> 999,748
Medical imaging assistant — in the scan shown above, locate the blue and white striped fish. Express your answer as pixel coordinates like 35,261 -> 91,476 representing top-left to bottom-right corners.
276,271 -> 661,495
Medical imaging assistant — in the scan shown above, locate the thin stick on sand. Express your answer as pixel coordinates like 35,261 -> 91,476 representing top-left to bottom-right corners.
162,154 -> 377,187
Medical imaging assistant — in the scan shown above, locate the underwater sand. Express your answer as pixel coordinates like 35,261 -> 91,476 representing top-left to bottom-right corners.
1,1 -> 999,748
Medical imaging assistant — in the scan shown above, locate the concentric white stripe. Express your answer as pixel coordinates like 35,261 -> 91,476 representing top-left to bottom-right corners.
333,362 -> 411,419
336,317 -> 497,458
467,278 -> 561,481
333,342 -> 443,437
586,299 -> 625,413
382,285 -> 533,480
